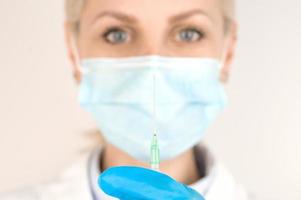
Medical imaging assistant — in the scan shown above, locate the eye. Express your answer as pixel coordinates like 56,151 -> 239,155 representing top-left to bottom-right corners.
176,28 -> 203,42
103,27 -> 129,44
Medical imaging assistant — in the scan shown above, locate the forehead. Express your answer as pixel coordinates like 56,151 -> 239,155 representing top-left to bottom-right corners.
81,0 -> 223,23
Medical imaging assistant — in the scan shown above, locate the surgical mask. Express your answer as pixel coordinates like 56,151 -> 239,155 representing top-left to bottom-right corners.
78,55 -> 227,162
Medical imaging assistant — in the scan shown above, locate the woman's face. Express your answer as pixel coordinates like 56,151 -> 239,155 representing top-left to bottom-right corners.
66,0 -> 236,80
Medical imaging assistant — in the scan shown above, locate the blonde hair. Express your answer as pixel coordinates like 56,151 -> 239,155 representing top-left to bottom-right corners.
65,0 -> 85,32
65,0 -> 235,32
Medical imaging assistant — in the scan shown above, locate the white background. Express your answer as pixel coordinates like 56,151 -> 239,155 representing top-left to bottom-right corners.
0,0 -> 300,199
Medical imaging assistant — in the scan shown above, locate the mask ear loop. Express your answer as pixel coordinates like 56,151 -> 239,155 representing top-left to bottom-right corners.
70,36 -> 87,82
218,37 -> 232,83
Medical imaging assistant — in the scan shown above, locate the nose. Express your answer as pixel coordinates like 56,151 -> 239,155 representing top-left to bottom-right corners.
138,44 -> 172,57
136,30 -> 170,56
137,43 -> 164,56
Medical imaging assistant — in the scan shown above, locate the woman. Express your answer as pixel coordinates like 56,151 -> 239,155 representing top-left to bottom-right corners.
1,0 -> 248,199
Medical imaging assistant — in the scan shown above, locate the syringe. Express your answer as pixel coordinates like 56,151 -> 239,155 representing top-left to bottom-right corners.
150,74 -> 160,171
150,131 -> 160,171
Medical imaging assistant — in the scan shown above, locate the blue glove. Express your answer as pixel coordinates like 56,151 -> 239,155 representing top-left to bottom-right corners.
98,166 -> 205,200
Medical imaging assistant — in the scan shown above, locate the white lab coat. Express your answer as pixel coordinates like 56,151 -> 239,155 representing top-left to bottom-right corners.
0,145 -> 248,200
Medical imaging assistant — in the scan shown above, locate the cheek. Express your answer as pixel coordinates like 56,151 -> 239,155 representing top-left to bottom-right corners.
76,36 -> 109,58
77,32 -> 140,58
206,30 -> 228,58
168,39 -> 224,58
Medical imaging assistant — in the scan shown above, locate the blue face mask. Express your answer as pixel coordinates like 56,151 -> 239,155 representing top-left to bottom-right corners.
79,55 -> 227,162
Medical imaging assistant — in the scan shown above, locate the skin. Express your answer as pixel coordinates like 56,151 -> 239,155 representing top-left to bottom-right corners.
65,0 -> 237,185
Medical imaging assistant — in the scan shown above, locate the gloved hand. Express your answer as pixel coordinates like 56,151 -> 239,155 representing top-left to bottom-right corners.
98,166 -> 205,200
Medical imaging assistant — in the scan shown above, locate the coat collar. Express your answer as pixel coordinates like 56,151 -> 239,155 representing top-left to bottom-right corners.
56,145 -> 247,200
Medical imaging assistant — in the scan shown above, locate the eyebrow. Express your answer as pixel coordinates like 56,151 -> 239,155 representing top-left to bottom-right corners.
169,9 -> 212,23
91,9 -> 212,25
91,11 -> 137,24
